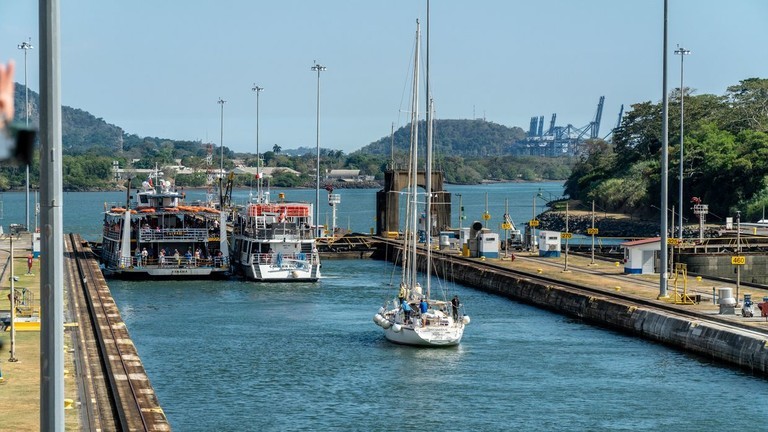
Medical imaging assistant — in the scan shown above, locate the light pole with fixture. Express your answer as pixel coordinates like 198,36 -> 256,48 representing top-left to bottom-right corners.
311,62 -> 326,237
659,0 -> 670,299
674,45 -> 690,241
252,85 -> 264,201
217,98 -> 226,206
18,38 -> 33,232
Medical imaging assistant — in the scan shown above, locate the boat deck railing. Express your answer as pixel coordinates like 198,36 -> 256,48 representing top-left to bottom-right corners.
239,229 -> 315,241
250,252 -> 318,268
103,225 -> 122,241
102,226 -> 214,242
103,250 -> 230,270
140,228 -> 210,242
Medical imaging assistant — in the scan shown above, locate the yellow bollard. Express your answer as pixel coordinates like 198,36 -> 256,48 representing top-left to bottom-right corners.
615,262 -> 620,267
696,276 -> 702,282
64,399 -> 74,409
615,286 -> 621,291
537,268 -> 543,274
480,256 -> 486,261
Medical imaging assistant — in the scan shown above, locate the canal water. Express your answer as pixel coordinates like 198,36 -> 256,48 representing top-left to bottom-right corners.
1,185 -> 767,429
110,260 -> 768,431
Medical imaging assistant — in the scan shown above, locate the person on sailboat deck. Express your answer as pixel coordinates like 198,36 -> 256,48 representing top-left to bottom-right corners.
419,298 -> 428,314
402,300 -> 413,322
451,295 -> 460,320
398,283 -> 407,304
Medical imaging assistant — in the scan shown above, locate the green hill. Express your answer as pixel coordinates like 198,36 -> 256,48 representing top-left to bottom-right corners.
357,119 -> 527,157
7,85 -> 570,189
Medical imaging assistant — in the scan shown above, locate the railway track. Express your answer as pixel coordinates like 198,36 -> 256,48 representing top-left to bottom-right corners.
65,233 -> 169,431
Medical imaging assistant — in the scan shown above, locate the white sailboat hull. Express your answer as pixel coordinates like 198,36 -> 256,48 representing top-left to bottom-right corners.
383,324 -> 463,347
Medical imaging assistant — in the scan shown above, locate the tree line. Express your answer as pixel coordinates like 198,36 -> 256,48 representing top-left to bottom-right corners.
1,87 -> 573,190
565,78 -> 768,223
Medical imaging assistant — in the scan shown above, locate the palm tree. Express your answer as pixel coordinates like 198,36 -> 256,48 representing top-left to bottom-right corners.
273,144 -> 282,154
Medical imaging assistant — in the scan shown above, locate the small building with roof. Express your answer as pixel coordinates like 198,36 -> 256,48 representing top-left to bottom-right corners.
621,237 -> 660,274
233,167 -> 301,178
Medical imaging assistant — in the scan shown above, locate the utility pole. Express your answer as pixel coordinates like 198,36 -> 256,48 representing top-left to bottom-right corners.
590,200 -> 596,265
217,98 -> 226,207
675,45 -> 691,242
311,62 -> 326,238
8,235 -> 18,363
736,210 -> 741,306
251,85 -> 264,201
40,0 -> 66,426
659,0 -> 670,299
17,38 -> 33,232
563,202 -> 569,272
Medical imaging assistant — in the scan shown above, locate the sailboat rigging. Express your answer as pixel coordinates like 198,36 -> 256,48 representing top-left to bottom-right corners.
372,19 -> 469,346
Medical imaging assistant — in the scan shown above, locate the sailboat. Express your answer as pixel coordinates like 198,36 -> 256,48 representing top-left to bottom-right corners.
372,20 -> 469,346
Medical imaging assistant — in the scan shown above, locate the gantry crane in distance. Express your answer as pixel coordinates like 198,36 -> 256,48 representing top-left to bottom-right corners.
515,96 -> 623,157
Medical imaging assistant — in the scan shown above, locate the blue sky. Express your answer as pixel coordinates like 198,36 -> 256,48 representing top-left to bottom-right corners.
1,1 -> 766,154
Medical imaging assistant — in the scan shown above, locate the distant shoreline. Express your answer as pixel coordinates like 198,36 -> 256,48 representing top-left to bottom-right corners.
5,178 -> 566,193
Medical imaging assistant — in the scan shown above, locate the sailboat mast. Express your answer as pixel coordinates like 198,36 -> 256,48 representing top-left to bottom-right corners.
425,100 -> 433,299
424,0 -> 433,300
408,21 -> 421,290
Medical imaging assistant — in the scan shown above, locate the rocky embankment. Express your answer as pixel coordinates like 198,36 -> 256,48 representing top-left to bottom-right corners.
537,212 -> 660,238
537,211 -> 723,238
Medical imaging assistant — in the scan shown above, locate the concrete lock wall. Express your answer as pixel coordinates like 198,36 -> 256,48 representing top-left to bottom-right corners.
376,242 -> 768,375
681,254 -> 768,285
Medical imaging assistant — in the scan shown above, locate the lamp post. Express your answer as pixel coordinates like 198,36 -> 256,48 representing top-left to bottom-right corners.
18,39 -> 33,232
217,98 -> 226,206
736,210 -> 741,306
659,0 -> 670,299
252,85 -> 264,201
8,235 -> 18,362
311,62 -> 326,237
675,45 -> 690,241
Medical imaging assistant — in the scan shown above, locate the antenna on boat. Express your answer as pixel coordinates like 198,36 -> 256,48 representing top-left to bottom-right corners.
125,175 -> 132,209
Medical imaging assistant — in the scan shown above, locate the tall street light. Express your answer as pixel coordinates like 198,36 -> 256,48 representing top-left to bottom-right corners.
311,62 -> 326,237
252,85 -> 264,201
675,45 -> 691,240
659,0 -> 670,299
218,98 -> 226,206
18,38 -> 33,232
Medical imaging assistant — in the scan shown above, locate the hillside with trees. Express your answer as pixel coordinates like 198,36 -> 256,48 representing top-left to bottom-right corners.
359,119 -> 527,156
565,77 -> 768,222
4,85 -> 570,190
